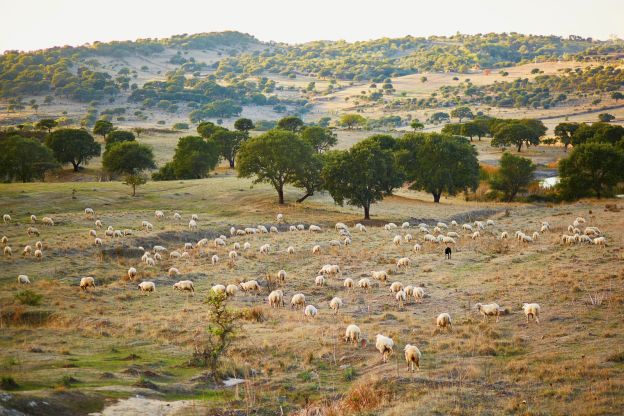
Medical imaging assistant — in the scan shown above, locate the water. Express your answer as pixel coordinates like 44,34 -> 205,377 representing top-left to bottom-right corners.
539,176 -> 560,189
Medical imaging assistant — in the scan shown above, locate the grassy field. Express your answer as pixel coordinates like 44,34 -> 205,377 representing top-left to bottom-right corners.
0,175 -> 623,415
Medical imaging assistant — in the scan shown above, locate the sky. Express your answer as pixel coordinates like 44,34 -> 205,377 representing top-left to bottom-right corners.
2,0 -> 623,52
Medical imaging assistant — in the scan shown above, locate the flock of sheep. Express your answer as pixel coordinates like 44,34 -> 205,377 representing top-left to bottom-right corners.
2,207 -> 607,371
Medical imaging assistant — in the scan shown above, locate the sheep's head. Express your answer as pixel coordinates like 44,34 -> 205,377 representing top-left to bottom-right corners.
475,303 -> 483,311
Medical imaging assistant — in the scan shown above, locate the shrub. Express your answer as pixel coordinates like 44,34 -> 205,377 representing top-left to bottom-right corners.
1,377 -> 19,390
15,290 -> 42,306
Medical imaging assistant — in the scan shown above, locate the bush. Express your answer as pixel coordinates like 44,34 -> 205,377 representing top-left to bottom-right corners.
15,290 -> 42,306
1,376 -> 19,390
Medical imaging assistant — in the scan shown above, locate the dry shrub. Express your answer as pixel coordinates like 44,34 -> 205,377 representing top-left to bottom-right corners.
240,306 -> 265,322
340,376 -> 390,414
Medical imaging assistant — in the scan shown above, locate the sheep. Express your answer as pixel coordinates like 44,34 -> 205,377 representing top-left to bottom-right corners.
396,257 -> 410,269
18,275 -> 31,284
436,313 -> 452,331
375,334 -> 394,363
309,225 -> 322,233
344,324 -> 361,346
276,213 -> 284,223
173,212 -> 182,221
191,214 -> 199,221
239,280 -> 260,293
138,281 -> 155,293
578,235 -> 592,244
451,220 -> 458,227
319,264 -> 341,277
22,245 -> 32,256
437,222 -> 448,229
226,284 -> 238,297
3,214 -> 11,223
89,229 -> 97,238
395,290 -> 406,308
268,290 -> 285,308
30,214 -> 37,223
393,235 -> 402,246
390,281 -> 404,293
297,224 -> 305,231
584,226 -> 601,237
146,258 -> 156,267
355,223 -> 367,232
188,219 -> 198,231
413,287 -> 425,302
371,270 -> 388,284
290,293 -> 306,310
486,219 -> 495,227
94,237 -> 103,246
169,250 -> 182,259
197,238 -> 209,247
475,303 -> 505,322
419,226 -> 429,233
462,223 -> 473,232
258,225 -> 268,233
404,285 -> 414,298
593,237 -> 606,246
447,231 -> 460,238
168,267 -> 180,277
270,226 -> 278,233
403,233 -> 414,242
211,255 -> 219,265
433,226 -> 442,235
500,231 -> 509,239
127,267 -> 137,280
335,222 -> 348,231
358,278 -> 371,292
522,303 -> 541,324
276,270 -> 287,283
312,245 -> 321,254
259,244 -> 270,255
385,223 -> 398,230
539,224 -> 549,233
521,234 -> 533,243
329,297 -> 343,314
304,304 -> 318,319
413,243 -> 422,252
442,236 -> 456,245
344,237 -> 352,246
474,221 -> 485,230
289,225 -> 297,232
80,276 -> 96,291
41,217 -> 54,226
4,246 -> 12,257
402,222 -> 410,229
27,227 -> 40,237
95,220 -> 103,229
403,344 -> 422,372
329,239 -> 342,248
471,231 -> 480,240
243,242 -> 251,251
184,242 -> 194,251
172,280 -> 194,294
1,236 -> 7,246
532,231 -> 540,240
84,208 -> 95,218
424,234 -> 437,242
145,223 -> 153,232
155,210 -> 165,220
211,284 -> 226,295
343,278 -> 354,289
34,249 -> 43,260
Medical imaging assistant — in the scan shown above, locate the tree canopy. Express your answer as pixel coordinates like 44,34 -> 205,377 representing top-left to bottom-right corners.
339,114 -> 366,129
488,152 -> 536,201
44,128 -> 101,171
154,136 -> 219,180
300,126 -> 337,153
105,130 -> 135,151
234,118 -> 255,132
0,136 -> 58,182
211,129 -> 247,168
490,119 -> 546,152
93,120 -> 114,137
277,116 -> 304,132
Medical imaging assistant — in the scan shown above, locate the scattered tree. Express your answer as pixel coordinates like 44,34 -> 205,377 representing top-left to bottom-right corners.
339,114 -> 367,129
277,116 -> 304,132
488,152 -> 536,201
410,119 -> 424,130
0,136 -> 58,182
35,119 -> 57,133
93,120 -> 114,138
598,113 -> 615,123
301,126 -> 337,153
428,112 -> 450,125
45,128 -> 101,171
491,119 -> 546,152
554,122 -> 579,151
102,141 -> 156,196
234,118 -> 255,132
105,130 -> 135,151
211,129 -> 247,168
450,106 -> 474,122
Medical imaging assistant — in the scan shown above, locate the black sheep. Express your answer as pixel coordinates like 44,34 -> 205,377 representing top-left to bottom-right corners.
445,246 -> 452,259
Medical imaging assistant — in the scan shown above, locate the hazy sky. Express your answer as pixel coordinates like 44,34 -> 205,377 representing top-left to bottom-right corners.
2,0 -> 623,52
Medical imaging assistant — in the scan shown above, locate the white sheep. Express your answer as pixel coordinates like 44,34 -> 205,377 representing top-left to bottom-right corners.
155,210 -> 165,220
500,231 -> 509,239
312,245 -> 321,255
138,281 -> 155,293
188,219 -> 198,231
462,223 -> 473,232
486,219 -> 495,227
173,280 -> 195,294
197,238 -> 209,247
34,249 -> 43,260
30,214 -> 37,223
358,278 -> 371,292
27,227 -> 40,236
389,281 -> 404,293
437,222 -> 448,229
168,267 -> 180,277
276,213 -> 284,223
413,287 -> 425,303
297,224 -> 305,231
593,237 -> 606,246
22,245 -> 32,256
80,276 -> 96,291
451,220 -> 458,227
522,303 -> 541,324
396,257 -> 410,269
95,220 -> 103,229
4,246 -> 12,257
304,304 -> 318,319
227,250 -> 238,260
268,290 -> 285,308
3,214 -> 11,223
41,217 -> 54,226
243,242 -> 251,250
447,232 -> 459,238
1,236 -> 7,246
436,313 -> 452,331
315,275 -> 325,287
191,214 -> 199,221
173,212 -> 182,221
33,240 -> 42,249
84,208 -> 95,218
395,290 -> 406,307
475,303 -> 505,322
471,231 -> 480,240
329,239 -> 342,247
276,269 -> 287,283
94,237 -> 103,246
226,284 -> 238,297
258,225 -> 268,233
127,267 -> 137,279
371,270 -> 388,284
393,235 -> 402,246
309,225 -> 322,233
344,324 -> 361,346
375,334 -> 394,363
146,258 -> 156,267
289,225 -> 297,232
343,278 -> 354,289
344,237 -> 352,246
319,264 -> 341,277
169,251 -> 182,259
404,344 -> 422,372
290,293 -> 306,310
239,280 -> 260,293
211,255 -> 219,265
259,244 -> 270,255
17,275 -> 31,284
270,226 -> 278,233
355,223 -> 367,232
329,297 -> 343,314
413,243 -> 422,252
402,222 -> 410,229
211,284 -> 226,295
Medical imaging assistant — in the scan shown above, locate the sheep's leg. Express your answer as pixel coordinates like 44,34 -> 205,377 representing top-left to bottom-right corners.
526,315 -> 529,324
535,315 -> 540,324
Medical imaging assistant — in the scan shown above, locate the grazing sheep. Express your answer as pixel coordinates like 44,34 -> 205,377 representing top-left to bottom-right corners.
259,244 -> 270,254
329,297 -> 343,314
1,236 -> 7,246
270,226 -> 278,233
371,270 -> 388,284
424,234 -> 437,243
395,290 -> 406,308
393,235 -> 402,246
312,245 -> 321,254
297,224 -> 305,231
211,255 -> 219,265
315,275 -> 325,287
4,246 -> 12,257
155,210 -> 165,220
191,214 -> 199,221
138,281 -> 155,293
329,239 -> 342,247
127,267 -> 137,279
358,278 -> 371,292
89,229 -> 97,237
335,222 -> 349,231
34,249 -> 43,260
309,225 -> 322,233
471,231 -> 480,240
226,284 -> 238,297
475,303 -> 505,322
500,231 -> 509,239
35,241 -> 42,250
22,245 -> 32,256
276,270 -> 287,282
3,214 -> 11,223
344,237 -> 352,246
226,250 -> 237,261
243,242 -> 251,250
169,251 -> 182,259
258,225 -> 268,233
404,285 -> 414,297
404,344 -> 422,372
396,257 -> 410,269
94,238 -> 103,246
146,258 -> 156,267
289,225 -> 297,232
344,324 -> 361,346
27,227 -> 40,237
212,238 -> 225,248
462,223 -> 473,232
532,231 -> 539,240
343,278 -> 354,289
445,246 -> 452,259
413,243 -> 422,252
447,231 -> 459,238
593,237 -> 607,246
442,236 -> 456,245
188,219 -> 198,231
437,222 -> 448,229
385,223 -> 398,231
355,223 -> 367,232
375,334 -> 394,363
436,313 -> 452,331
486,220 -> 495,226
18,275 -> 31,284
30,214 -> 37,223
80,276 -> 96,291
173,213 -> 182,221
402,222 -> 410,229
173,280 -> 194,294
304,304 -> 318,319
239,280 -> 260,293
584,226 -> 601,237
522,303 -> 541,324
211,284 -> 226,295
276,213 -> 284,223
319,264 -> 341,277
41,217 -> 54,226
95,220 -> 103,229
413,287 -> 425,303
389,281 -> 404,293
84,208 -> 95,218
168,267 -> 180,277
474,221 -> 485,229
197,238 -> 209,247
184,242 -> 194,251
451,220 -> 458,227
521,234 -> 533,243
290,293 -> 306,310
268,290 -> 285,308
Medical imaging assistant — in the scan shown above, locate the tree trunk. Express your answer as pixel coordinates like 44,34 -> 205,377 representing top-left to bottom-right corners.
277,187 -> 285,204
517,142 -> 522,152
433,192 -> 441,203
364,205 -> 370,220
132,184 -> 137,197
72,162 -> 79,172
229,158 -> 235,168
296,192 -> 313,203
